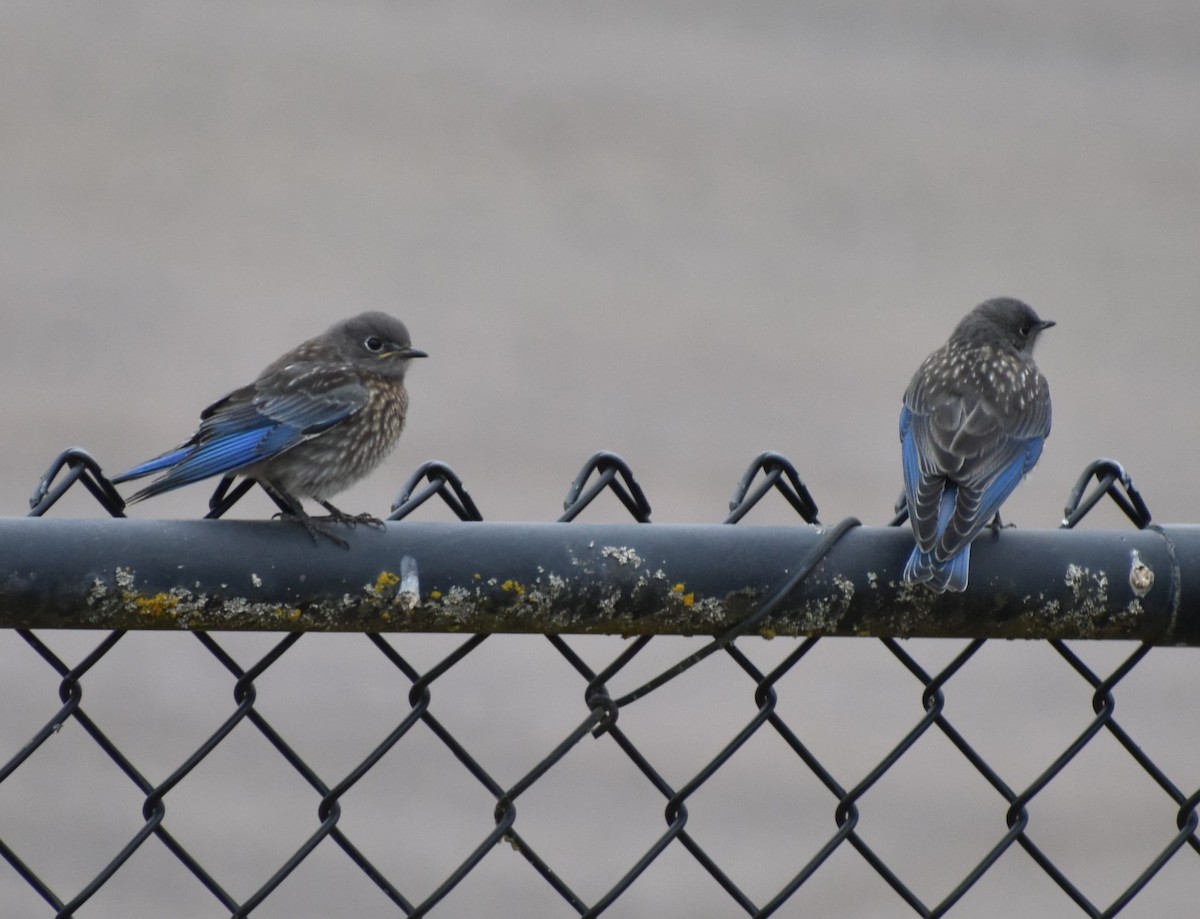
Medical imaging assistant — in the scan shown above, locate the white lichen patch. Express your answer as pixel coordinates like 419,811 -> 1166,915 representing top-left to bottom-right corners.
797,575 -> 856,632
596,588 -> 622,616
832,574 -> 855,603
688,596 -> 726,626
1059,563 -> 1129,634
1064,564 -> 1108,603
114,566 -> 136,591
427,585 -> 478,625
601,546 -> 643,568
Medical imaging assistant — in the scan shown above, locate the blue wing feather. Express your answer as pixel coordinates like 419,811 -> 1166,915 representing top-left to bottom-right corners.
964,437 -> 1043,536
135,429 -> 274,493
114,377 -> 364,501
899,406 -> 922,501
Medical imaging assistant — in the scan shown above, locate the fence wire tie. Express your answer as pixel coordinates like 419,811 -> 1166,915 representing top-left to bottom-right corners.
726,450 -> 819,524
27,447 -> 126,517
561,451 -> 652,522
1061,457 -> 1151,529
389,460 -> 483,521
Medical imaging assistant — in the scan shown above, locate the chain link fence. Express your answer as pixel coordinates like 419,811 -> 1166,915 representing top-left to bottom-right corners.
2,448 -> 1197,917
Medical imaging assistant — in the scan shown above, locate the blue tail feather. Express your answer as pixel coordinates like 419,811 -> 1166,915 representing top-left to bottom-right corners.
902,482 -> 971,592
110,448 -> 192,484
902,542 -> 970,593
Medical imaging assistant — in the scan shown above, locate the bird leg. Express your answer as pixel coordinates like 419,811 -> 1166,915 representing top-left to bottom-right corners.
316,499 -> 386,531
260,482 -> 351,548
286,507 -> 352,548
989,512 -> 1016,533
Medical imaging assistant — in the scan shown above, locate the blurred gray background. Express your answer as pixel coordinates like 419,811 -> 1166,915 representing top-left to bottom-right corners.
3,1 -> 1200,917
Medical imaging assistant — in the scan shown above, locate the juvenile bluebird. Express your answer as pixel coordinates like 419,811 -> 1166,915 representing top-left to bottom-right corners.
112,312 -> 426,542
900,298 -> 1053,592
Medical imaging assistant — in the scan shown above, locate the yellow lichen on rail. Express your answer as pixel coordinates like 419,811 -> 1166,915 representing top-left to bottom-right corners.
133,592 -> 181,620
671,582 -> 696,607
372,571 -> 400,597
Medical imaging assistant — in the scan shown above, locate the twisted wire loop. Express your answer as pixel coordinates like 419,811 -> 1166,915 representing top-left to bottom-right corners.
2,448 -> 1198,916
561,451 -> 652,523
1061,459 -> 1151,530
389,461 -> 483,522
28,448 -> 126,518
726,451 -> 820,525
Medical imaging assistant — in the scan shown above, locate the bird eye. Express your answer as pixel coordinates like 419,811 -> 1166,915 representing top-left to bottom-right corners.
1018,323 -> 1032,336
364,336 -> 384,352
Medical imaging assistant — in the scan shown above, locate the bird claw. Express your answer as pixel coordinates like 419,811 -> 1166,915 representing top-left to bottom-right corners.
317,501 -> 386,531
265,498 -> 386,548
988,513 -> 1017,535
271,510 -> 351,548
328,511 -> 386,530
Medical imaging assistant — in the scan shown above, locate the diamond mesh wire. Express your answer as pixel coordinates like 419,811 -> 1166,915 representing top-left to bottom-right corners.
1,448 -> 1196,917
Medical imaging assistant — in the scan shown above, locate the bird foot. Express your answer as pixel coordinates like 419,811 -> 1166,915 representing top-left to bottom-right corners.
272,510 -> 351,548
988,513 -> 1016,535
317,501 -> 386,531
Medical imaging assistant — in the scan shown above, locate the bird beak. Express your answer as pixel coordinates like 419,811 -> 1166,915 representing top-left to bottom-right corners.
1039,320 -> 1056,330
387,346 -> 428,359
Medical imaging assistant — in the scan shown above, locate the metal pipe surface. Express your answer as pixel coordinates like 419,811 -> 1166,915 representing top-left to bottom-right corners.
0,517 -> 1191,642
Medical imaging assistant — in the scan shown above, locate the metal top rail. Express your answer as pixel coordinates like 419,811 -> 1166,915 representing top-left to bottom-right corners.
1,516 -> 1194,643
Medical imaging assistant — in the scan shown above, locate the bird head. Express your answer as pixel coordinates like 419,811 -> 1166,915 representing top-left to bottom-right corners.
958,297 -> 1055,354
333,312 -> 428,377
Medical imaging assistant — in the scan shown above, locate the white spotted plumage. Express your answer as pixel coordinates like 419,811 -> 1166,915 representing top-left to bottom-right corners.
900,297 -> 1054,592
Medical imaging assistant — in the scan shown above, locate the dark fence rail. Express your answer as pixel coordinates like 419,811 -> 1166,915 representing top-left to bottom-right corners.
0,518 -> 1195,643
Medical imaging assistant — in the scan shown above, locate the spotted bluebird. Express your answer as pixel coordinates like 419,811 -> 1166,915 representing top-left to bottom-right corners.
900,298 -> 1053,592
112,312 -> 426,541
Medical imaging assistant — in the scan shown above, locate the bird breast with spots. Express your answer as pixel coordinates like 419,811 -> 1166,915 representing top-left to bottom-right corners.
249,376 -> 409,501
